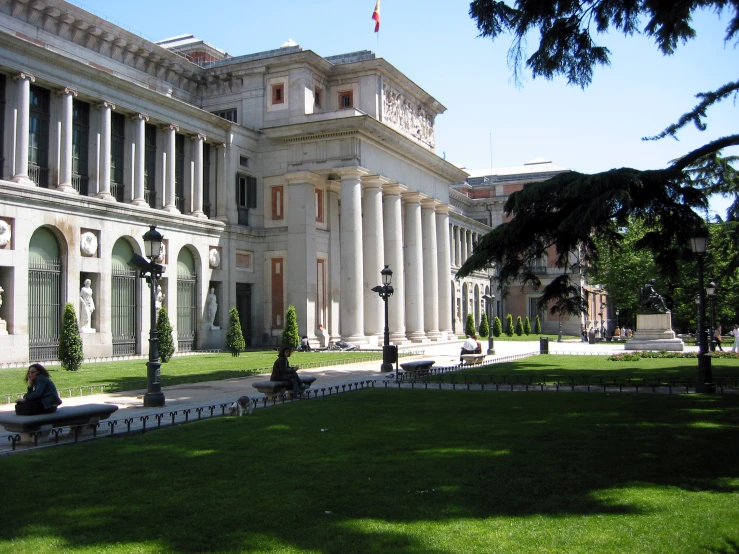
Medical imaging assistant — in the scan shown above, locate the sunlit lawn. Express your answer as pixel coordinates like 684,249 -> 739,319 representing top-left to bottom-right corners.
0,391 -> 738,553
0,351 -> 378,398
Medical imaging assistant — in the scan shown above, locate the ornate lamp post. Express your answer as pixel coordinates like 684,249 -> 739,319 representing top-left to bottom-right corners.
129,225 -> 166,407
706,281 -> 717,351
616,309 -> 620,329
690,228 -> 715,393
372,265 -> 395,373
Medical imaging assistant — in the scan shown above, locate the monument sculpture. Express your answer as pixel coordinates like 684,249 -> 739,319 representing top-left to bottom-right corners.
626,279 -> 683,351
155,285 -> 164,318
206,288 -> 219,330
79,279 -> 95,332
0,285 -> 6,334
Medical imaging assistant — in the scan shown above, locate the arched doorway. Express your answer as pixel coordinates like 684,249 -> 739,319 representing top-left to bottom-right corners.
111,238 -> 138,356
29,227 -> 61,361
177,248 -> 197,352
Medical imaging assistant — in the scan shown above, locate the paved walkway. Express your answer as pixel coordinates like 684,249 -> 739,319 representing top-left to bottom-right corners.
0,339 -> 688,454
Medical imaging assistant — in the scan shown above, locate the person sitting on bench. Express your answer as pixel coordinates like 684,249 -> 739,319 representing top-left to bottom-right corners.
15,363 -> 62,415
299,336 -> 311,351
460,334 -> 482,361
270,346 -> 309,396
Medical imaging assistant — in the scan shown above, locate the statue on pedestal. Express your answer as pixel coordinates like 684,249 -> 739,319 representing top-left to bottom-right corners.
79,279 -> 95,332
639,279 -> 669,313
155,285 -> 165,318
206,288 -> 219,330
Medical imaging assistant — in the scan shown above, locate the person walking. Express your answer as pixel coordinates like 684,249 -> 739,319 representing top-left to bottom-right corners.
713,324 -> 724,352
731,324 -> 739,353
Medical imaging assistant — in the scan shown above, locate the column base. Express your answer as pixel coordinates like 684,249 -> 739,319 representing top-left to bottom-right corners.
390,332 -> 408,344
96,192 -> 116,202
342,333 -> 367,344
407,331 -> 427,343
11,175 -> 35,186
130,199 -> 149,207
426,330 -> 442,341
192,211 -> 208,219
162,205 -> 181,214
56,184 -> 78,194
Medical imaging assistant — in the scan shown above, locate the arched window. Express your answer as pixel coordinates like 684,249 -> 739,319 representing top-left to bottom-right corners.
29,227 -> 61,361
177,248 -> 197,351
111,238 -> 138,356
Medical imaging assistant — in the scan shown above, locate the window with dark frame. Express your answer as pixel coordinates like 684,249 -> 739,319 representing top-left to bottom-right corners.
72,99 -> 89,195
272,83 -> 284,104
203,143 -> 211,218
144,123 -> 156,206
110,112 -> 125,202
211,109 -> 237,123
338,90 -> 353,109
314,86 -> 322,109
28,85 -> 50,187
236,173 -> 257,226
175,133 -> 185,212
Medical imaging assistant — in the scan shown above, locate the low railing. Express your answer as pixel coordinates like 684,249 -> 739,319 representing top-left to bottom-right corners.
72,173 -> 89,196
237,206 -> 249,225
144,189 -> 156,207
111,182 -> 125,202
28,163 -> 49,188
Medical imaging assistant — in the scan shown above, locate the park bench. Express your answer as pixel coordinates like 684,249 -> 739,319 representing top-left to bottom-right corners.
0,404 -> 119,443
461,354 -> 486,364
400,360 -> 435,376
251,375 -> 317,397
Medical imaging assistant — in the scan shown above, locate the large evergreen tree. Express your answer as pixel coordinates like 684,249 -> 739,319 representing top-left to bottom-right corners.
226,307 -> 246,356
461,1 -> 739,307
59,302 -> 83,371
156,305 -> 175,363
281,305 -> 300,349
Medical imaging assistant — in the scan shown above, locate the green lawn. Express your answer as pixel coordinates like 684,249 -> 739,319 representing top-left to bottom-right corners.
0,351 -> 380,399
0,391 -> 737,553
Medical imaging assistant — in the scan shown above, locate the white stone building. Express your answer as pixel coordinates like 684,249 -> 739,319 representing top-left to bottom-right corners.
0,0 -> 487,364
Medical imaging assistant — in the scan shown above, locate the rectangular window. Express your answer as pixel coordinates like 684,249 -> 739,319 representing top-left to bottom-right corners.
211,109 -> 237,123
144,124 -> 156,206
338,90 -> 353,109
236,174 -> 257,225
110,112 -> 125,201
272,83 -> 284,104
72,99 -> 89,195
0,75 -> 5,172
317,259 -> 326,328
28,85 -> 50,187
203,143 -> 211,218
314,86 -> 322,109
236,250 -> 253,269
239,155 -> 250,168
272,258 -> 284,328
528,297 -> 543,320
271,185 -> 284,220
175,133 -> 185,212
315,188 -> 324,222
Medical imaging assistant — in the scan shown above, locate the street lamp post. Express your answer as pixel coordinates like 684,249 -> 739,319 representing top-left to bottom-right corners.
372,265 -> 395,373
690,228 -> 715,393
616,309 -> 620,329
128,225 -> 166,407
706,281 -> 717,351
483,263 -> 495,355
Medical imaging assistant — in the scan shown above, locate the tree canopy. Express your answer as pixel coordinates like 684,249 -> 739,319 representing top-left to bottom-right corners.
460,1 -> 739,307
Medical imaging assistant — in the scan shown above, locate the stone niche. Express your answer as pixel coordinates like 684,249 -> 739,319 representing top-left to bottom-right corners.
625,313 -> 684,351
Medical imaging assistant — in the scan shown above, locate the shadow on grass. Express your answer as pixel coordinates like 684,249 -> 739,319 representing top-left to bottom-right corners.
0,392 -> 738,553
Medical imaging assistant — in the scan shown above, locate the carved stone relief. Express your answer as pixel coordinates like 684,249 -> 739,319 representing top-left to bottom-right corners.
0,220 -> 11,248
382,84 -> 435,148
209,248 -> 221,268
80,231 -> 98,257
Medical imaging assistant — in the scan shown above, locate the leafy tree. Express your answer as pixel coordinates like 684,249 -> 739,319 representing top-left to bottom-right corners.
515,316 -> 524,336
226,307 -> 246,356
535,315 -> 542,334
493,315 -> 503,337
461,1 -> 739,306
157,305 -> 175,363
479,312 -> 490,338
523,316 -> 531,335
465,313 -> 476,337
505,314 -> 514,337
59,302 -> 83,371
281,305 -> 300,349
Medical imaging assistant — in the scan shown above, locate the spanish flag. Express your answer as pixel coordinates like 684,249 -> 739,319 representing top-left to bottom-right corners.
372,0 -> 380,32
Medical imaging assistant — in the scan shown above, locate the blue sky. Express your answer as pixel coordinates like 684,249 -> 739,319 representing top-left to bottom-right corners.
70,0 -> 737,216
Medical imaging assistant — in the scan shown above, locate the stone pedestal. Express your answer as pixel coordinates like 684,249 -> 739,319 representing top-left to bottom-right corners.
625,313 -> 684,351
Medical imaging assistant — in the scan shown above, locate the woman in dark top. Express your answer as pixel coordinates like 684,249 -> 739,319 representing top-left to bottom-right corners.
270,346 -> 307,396
16,363 -> 62,414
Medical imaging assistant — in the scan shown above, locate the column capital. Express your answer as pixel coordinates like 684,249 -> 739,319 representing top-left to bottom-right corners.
335,166 -> 371,180
13,72 -> 35,83
382,183 -> 408,196
56,87 -> 77,97
435,203 -> 451,214
284,171 -> 324,186
401,191 -> 426,203
191,133 -> 206,142
361,175 -> 390,188
421,198 -> 441,210
131,113 -> 149,122
96,100 -> 116,110
161,124 -> 179,132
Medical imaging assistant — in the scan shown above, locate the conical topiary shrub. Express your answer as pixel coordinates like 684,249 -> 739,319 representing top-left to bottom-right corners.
226,307 -> 246,356
535,315 -> 542,334
493,316 -> 503,337
465,313 -> 476,337
515,316 -> 524,336
59,302 -> 83,371
524,316 -> 532,335
281,305 -> 300,349
479,312 -> 490,338
505,314 -> 514,337
157,305 -> 175,363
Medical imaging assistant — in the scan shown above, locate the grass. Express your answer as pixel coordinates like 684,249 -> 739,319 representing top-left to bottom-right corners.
462,334 -> 579,342
0,390 -> 738,553
0,351 -> 380,399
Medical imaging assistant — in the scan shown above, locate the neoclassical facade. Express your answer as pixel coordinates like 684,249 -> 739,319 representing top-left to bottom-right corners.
0,0 -> 477,364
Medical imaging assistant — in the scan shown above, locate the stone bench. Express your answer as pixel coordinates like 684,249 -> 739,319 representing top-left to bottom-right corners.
252,375 -> 317,397
0,404 -> 119,443
400,360 -> 435,376
461,354 -> 486,364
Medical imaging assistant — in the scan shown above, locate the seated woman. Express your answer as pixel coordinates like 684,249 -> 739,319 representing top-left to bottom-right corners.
270,346 -> 308,396
300,336 -> 311,351
16,363 -> 62,415
460,334 -> 482,361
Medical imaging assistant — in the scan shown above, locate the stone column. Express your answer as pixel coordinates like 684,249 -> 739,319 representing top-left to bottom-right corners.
422,199 -> 441,340
286,171 -> 321,340
327,186 -> 341,340
382,183 -> 407,343
339,167 -> 369,343
437,205 -> 453,336
403,192 -> 426,342
215,142 -> 228,221
162,124 -> 179,212
191,133 -> 206,218
12,72 -> 35,185
362,176 -> 388,341
460,227 -> 467,266
131,113 -> 148,206
95,101 -> 115,201
57,88 -> 77,193
467,230 -> 473,260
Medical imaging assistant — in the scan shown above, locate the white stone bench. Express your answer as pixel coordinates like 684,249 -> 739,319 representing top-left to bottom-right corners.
461,354 -> 486,364
252,376 -> 317,397
0,404 -> 119,443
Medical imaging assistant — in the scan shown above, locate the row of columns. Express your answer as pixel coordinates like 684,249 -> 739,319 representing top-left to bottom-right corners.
287,168 -> 453,344
451,224 -> 482,267
10,72 -> 208,218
